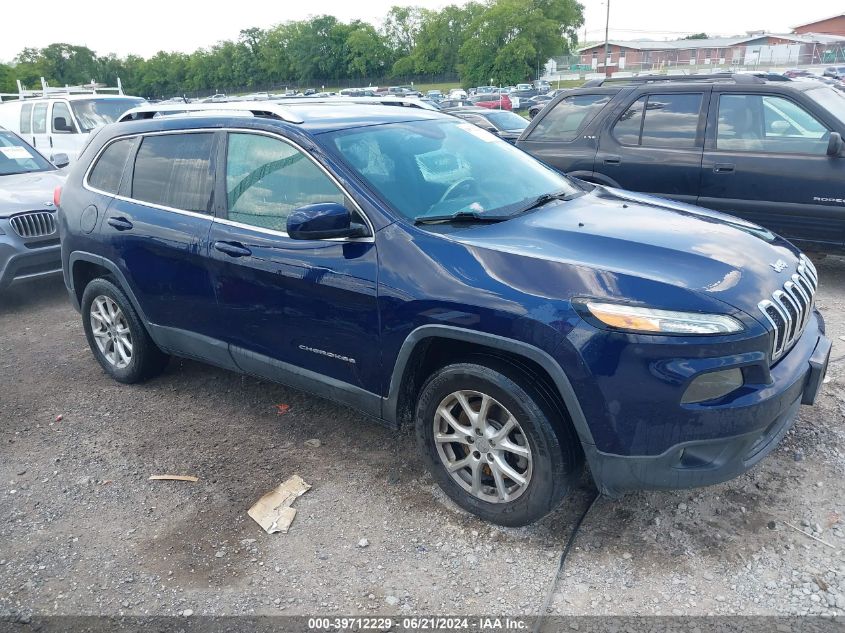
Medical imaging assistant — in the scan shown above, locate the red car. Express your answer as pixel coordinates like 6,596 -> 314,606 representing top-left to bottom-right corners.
470,93 -> 512,110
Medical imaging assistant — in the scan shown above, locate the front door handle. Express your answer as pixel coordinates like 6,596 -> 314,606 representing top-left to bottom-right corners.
213,240 -> 252,258
107,217 -> 134,231
713,163 -> 735,173
603,155 -> 621,165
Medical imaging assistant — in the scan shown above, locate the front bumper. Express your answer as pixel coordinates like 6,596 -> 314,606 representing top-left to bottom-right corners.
576,312 -> 830,497
0,220 -> 62,289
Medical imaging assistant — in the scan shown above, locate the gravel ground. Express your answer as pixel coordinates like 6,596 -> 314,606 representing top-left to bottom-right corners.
1,257 -> 844,620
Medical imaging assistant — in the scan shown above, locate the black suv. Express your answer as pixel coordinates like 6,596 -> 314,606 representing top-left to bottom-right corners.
518,74 -> 845,253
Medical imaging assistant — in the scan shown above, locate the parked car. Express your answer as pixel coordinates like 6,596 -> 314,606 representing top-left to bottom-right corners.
427,90 -> 444,101
437,99 -> 475,109
448,107 -> 529,143
469,93 -> 512,110
202,94 -> 228,103
0,93 -> 145,163
448,88 -> 468,100
0,127 -> 66,290
59,100 -> 829,526
534,80 -> 551,93
518,73 -> 845,253
823,66 -> 845,80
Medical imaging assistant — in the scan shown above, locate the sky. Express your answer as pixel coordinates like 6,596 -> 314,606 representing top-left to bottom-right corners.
1,0 -> 842,63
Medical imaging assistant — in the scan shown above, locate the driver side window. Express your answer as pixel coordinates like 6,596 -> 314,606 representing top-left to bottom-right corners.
225,133 -> 346,233
716,94 -> 829,155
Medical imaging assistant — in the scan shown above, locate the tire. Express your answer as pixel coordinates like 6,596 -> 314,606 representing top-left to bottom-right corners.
81,277 -> 169,384
415,359 -> 583,526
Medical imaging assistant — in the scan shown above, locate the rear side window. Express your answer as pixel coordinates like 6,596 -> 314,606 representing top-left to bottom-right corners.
88,138 -> 134,194
131,133 -> 215,213
32,103 -> 47,134
613,93 -> 703,148
20,104 -> 32,134
527,94 -> 610,142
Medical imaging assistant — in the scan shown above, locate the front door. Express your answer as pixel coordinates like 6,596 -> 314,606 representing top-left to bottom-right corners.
700,90 -> 845,250
100,131 -> 221,360
595,89 -> 708,204
207,130 -> 380,397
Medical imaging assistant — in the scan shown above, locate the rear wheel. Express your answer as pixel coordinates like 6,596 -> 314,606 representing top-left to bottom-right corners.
415,360 -> 583,526
81,278 -> 169,383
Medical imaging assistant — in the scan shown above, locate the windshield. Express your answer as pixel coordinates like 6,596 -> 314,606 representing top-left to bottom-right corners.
325,118 -> 577,222
483,111 -> 529,131
70,98 -> 145,132
807,86 -> 845,124
0,131 -> 53,175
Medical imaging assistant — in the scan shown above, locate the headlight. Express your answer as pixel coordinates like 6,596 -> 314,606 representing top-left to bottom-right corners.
582,301 -> 744,335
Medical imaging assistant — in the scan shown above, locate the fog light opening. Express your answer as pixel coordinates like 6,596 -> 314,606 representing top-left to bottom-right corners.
681,368 -> 744,404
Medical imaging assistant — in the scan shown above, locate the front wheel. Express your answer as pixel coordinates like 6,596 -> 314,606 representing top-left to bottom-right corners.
415,361 -> 583,526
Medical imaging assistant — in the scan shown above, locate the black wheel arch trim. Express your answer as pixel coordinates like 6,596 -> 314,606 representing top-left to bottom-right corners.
68,252 -> 151,322
383,324 -> 597,450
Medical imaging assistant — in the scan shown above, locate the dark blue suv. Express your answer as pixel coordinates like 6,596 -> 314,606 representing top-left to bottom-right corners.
57,101 -> 831,526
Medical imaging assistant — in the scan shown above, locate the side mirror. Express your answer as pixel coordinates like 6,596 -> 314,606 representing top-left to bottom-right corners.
286,202 -> 368,240
53,117 -> 74,133
52,153 -> 70,168
827,131 -> 844,157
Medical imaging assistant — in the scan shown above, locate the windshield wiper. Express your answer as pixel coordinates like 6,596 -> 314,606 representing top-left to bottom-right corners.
511,190 -> 584,216
414,211 -> 510,225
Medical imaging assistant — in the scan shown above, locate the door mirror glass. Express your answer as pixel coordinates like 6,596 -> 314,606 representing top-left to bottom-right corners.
52,153 -> 70,168
827,131 -> 844,157
286,203 -> 367,240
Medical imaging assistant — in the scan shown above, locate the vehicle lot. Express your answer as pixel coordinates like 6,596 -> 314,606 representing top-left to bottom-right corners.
1,259 -> 844,619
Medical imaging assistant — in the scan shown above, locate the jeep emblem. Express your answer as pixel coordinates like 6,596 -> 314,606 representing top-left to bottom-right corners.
770,259 -> 788,273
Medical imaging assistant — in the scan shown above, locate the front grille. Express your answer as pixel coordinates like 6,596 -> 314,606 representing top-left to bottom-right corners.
758,254 -> 818,362
10,211 -> 57,239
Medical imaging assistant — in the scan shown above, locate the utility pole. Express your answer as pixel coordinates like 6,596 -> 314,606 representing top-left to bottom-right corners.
604,0 -> 611,77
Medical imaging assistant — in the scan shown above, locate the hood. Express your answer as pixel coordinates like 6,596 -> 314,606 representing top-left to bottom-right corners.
0,170 -> 66,218
447,186 -> 802,317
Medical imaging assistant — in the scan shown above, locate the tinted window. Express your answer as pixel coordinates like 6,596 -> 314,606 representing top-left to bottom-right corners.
613,93 -> 702,148
51,102 -> 75,133
132,133 -> 214,213
717,94 -> 829,155
32,103 -> 47,134
88,138 -> 134,194
226,133 -> 344,232
612,97 -> 646,145
71,98 -> 145,132
20,104 -> 32,135
528,94 -> 610,142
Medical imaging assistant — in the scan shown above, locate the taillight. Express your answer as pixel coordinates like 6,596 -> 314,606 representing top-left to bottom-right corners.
53,186 -> 62,208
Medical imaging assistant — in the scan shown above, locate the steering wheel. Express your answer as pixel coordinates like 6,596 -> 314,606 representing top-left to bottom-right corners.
438,177 -> 480,204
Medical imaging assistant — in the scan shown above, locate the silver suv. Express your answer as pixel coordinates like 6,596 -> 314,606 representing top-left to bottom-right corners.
0,128 -> 66,290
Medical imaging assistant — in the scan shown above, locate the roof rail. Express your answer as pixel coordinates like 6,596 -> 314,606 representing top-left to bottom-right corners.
0,77 -> 125,103
581,72 -> 767,88
271,95 -> 437,110
117,101 -> 304,124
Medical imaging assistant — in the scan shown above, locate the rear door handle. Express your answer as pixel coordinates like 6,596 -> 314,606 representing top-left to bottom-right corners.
107,217 -> 133,231
603,155 -> 621,165
713,163 -> 735,173
213,240 -> 252,258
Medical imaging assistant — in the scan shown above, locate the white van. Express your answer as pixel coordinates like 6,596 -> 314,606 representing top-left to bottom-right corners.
0,81 -> 144,163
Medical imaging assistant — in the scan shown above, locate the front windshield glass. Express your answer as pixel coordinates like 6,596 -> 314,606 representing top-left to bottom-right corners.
325,118 -> 577,221
70,98 -> 145,132
0,131 -> 52,175
807,86 -> 845,124
483,111 -> 529,131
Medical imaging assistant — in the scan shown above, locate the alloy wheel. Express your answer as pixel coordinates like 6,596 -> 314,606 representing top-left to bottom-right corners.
90,295 -> 133,369
433,390 -> 533,503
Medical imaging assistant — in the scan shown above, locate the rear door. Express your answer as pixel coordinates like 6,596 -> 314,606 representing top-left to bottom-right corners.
30,102 -> 49,154
594,87 -> 709,203
518,92 -> 614,178
700,88 -> 845,250
100,130 -> 223,362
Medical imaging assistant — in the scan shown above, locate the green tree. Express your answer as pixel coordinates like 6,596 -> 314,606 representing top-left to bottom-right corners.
0,63 -> 14,93
459,0 -> 583,87
683,32 -> 709,40
346,22 -> 390,78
